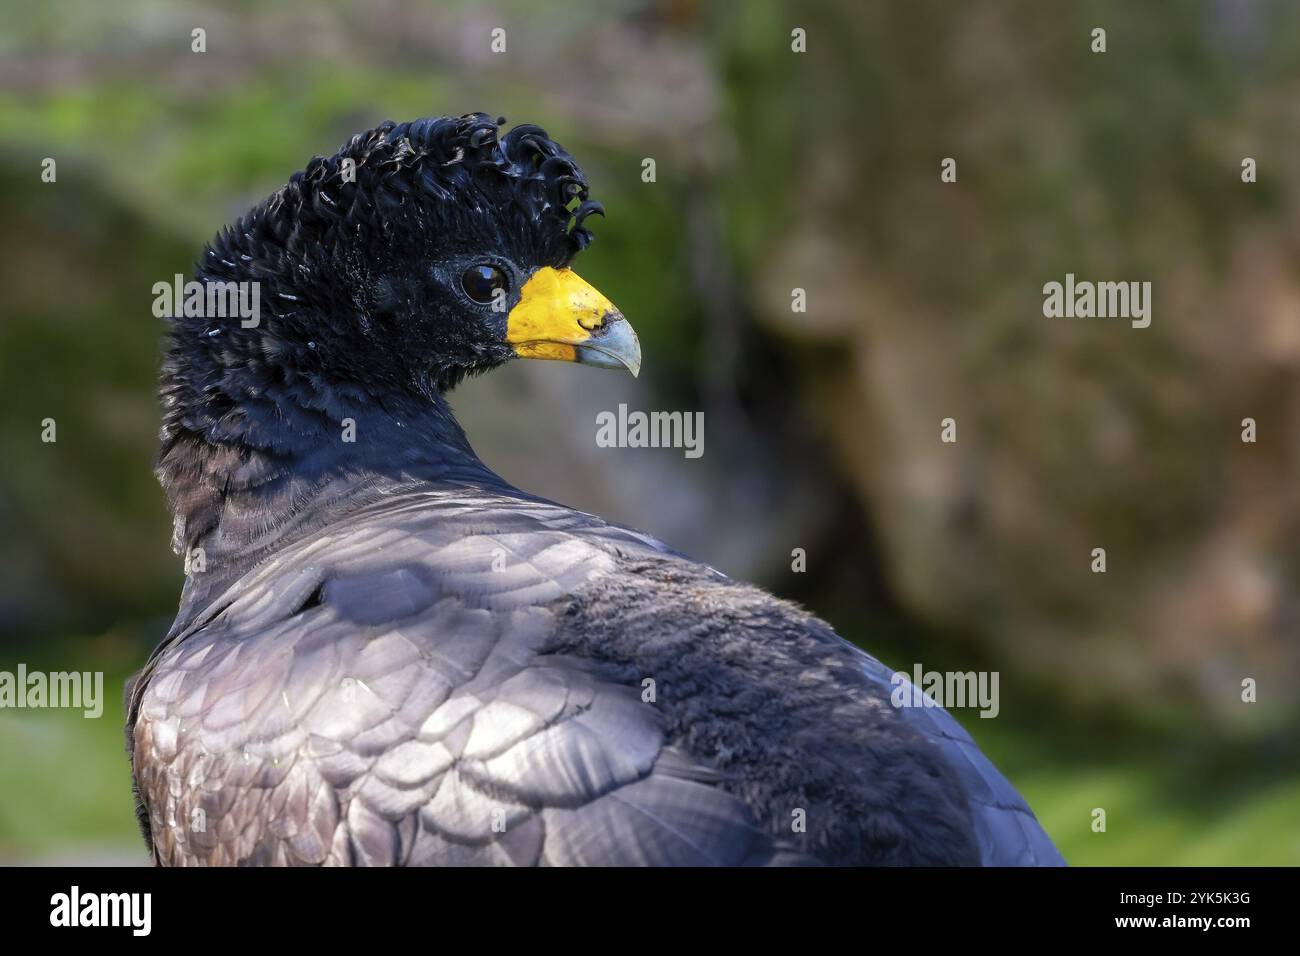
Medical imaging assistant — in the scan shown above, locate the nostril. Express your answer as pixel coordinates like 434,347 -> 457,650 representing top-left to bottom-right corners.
580,309 -> 622,332
595,310 -> 624,333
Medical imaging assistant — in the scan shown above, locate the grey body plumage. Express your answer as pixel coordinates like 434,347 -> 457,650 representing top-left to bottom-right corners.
129,114 -> 1064,866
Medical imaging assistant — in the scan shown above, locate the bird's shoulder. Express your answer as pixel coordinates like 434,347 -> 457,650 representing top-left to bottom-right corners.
132,484 -> 1060,866
130,486 -> 803,865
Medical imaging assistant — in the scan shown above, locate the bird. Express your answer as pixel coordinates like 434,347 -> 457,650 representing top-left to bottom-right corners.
126,113 -> 1065,867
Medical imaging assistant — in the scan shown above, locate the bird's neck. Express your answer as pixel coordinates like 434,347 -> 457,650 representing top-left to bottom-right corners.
157,362 -> 499,625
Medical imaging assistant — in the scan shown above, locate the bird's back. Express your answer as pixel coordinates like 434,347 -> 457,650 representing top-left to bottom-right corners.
128,484 -> 1063,866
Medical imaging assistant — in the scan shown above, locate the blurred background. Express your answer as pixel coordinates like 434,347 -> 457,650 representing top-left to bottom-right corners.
2,0 -> 1298,865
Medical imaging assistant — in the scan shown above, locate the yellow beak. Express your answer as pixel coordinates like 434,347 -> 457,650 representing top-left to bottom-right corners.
506,267 -> 641,377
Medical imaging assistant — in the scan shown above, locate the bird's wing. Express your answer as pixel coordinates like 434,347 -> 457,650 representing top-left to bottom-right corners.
130,489 -> 800,866
853,650 -> 1066,866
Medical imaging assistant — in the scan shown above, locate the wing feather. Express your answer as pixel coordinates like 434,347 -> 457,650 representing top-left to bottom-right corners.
132,493 -> 778,866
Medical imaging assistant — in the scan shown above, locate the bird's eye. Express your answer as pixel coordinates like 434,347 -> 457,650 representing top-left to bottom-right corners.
461,264 -> 508,305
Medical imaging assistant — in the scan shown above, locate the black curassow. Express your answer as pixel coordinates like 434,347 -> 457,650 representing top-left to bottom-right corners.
127,114 -> 1065,867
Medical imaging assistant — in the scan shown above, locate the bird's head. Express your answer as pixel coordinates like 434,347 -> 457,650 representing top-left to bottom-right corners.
157,115 -> 641,568
179,113 -> 639,409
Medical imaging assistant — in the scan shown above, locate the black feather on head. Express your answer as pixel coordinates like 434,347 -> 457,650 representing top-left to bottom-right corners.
280,113 -> 601,267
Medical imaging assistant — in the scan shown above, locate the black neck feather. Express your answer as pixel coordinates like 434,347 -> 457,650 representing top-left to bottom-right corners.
156,351 -> 501,623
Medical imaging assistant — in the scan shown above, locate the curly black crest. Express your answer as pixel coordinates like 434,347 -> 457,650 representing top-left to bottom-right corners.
327,114 -> 595,251
267,113 -> 603,265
